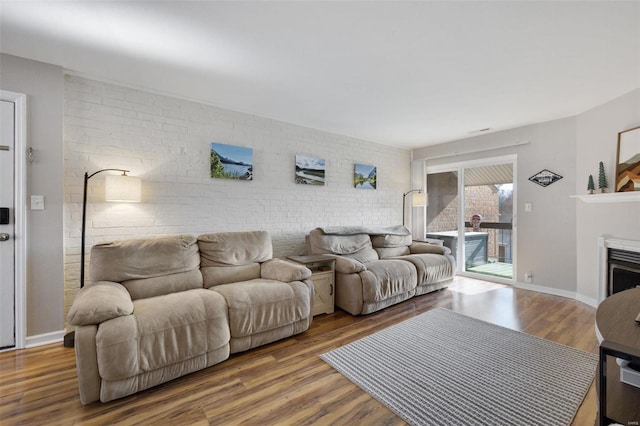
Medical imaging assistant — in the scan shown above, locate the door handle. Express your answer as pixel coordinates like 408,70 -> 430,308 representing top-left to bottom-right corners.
0,233 -> 10,241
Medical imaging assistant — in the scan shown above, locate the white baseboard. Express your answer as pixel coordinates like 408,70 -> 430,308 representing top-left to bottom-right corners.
513,281 -> 577,300
26,330 -> 65,348
513,282 -> 599,307
574,293 -> 599,308
512,281 -> 599,308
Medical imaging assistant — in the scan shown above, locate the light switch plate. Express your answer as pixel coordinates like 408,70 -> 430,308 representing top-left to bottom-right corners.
525,202 -> 532,212
31,195 -> 45,210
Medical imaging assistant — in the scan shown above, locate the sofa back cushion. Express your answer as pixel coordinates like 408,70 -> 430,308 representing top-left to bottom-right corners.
370,234 -> 412,258
90,235 -> 203,300
374,246 -> 411,258
343,247 -> 380,264
307,228 -> 379,264
198,231 -> 272,287
370,234 -> 413,248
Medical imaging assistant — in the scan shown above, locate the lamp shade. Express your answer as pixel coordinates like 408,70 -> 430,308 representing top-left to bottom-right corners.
412,192 -> 427,206
104,174 -> 142,202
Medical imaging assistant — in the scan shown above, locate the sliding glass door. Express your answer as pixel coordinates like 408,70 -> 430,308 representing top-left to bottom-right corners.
426,156 -> 516,283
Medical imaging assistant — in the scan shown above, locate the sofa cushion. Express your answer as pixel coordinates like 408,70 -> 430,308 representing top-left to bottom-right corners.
261,259 -> 311,282
395,254 -> 455,285
360,260 -> 417,303
90,234 -> 201,283
123,269 -> 203,300
89,235 -> 203,300
67,281 -> 133,326
201,264 -> 261,287
343,248 -> 380,264
334,256 -> 367,274
374,246 -> 411,258
211,279 -> 311,338
95,289 -> 229,381
198,231 -> 272,267
409,242 -> 448,255
308,228 -> 371,255
370,234 -> 413,248
371,234 -> 413,258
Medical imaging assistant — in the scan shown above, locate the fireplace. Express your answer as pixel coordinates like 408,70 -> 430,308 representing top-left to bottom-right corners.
599,237 -> 640,302
608,248 -> 640,296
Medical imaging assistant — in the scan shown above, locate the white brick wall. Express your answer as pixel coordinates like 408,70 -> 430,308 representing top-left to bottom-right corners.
63,75 -> 410,323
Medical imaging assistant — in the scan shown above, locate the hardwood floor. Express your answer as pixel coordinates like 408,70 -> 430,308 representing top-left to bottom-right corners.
0,277 -> 599,425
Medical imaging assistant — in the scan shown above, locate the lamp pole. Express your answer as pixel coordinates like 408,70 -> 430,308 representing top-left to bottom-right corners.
80,169 -> 129,288
402,189 -> 423,226
65,168 -> 135,348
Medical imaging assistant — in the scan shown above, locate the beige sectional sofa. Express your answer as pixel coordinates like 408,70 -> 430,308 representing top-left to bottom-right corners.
307,226 -> 455,315
67,231 -> 313,404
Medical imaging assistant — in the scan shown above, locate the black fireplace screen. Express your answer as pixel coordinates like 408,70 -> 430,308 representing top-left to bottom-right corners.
608,248 -> 640,295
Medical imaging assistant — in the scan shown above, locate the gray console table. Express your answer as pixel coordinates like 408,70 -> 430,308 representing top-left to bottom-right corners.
425,230 -> 488,268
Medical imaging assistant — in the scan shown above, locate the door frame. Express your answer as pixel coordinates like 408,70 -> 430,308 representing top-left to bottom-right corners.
1,90 -> 27,350
425,154 -> 517,285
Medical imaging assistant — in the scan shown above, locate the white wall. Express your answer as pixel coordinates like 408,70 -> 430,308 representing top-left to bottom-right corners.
63,75 -> 411,327
413,89 -> 640,305
413,117 -> 578,296
0,54 -> 64,338
575,89 -> 640,304
3,54 -> 634,337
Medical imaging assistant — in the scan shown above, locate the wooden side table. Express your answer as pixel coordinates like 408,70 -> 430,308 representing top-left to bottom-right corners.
287,255 -> 335,316
596,287 -> 640,425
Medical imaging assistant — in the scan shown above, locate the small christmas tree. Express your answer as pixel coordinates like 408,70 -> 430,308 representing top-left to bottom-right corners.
598,161 -> 608,193
587,174 -> 595,194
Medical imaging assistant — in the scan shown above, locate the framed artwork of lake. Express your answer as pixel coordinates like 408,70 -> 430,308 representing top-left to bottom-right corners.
354,163 -> 376,189
295,155 -> 325,185
210,143 -> 253,180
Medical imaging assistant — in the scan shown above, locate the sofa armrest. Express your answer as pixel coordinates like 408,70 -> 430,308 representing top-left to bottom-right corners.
333,256 -> 367,274
410,241 -> 450,256
261,259 -> 312,282
67,281 -> 134,326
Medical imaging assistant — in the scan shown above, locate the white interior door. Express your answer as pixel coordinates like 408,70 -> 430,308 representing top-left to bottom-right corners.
0,100 -> 15,349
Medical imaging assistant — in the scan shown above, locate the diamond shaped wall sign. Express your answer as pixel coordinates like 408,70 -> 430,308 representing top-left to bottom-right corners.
528,169 -> 563,187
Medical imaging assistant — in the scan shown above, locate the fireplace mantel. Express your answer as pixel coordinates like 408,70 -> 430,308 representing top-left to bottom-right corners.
572,192 -> 640,203
599,236 -> 640,252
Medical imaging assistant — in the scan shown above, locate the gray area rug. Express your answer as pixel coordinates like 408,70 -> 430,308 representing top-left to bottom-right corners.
321,308 -> 597,425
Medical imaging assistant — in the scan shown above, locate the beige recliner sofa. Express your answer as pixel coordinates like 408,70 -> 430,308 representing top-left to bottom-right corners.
67,231 -> 313,404
307,226 -> 455,315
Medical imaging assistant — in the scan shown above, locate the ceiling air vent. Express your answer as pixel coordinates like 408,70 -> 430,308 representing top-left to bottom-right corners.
468,128 -> 492,135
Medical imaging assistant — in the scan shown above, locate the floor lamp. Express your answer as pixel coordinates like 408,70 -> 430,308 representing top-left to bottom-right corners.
402,189 -> 427,226
64,169 -> 141,348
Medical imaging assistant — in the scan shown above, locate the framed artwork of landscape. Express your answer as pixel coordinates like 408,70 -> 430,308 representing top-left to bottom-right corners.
210,142 -> 253,180
615,126 -> 640,192
295,155 -> 325,185
354,163 -> 377,189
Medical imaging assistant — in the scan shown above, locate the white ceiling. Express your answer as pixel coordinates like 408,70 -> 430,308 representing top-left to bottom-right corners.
1,1 -> 639,149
